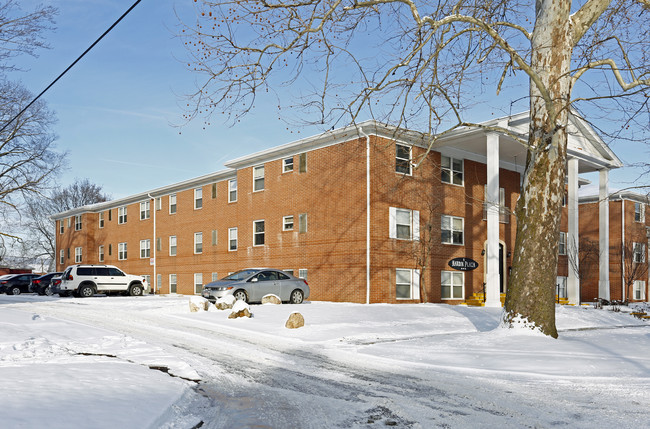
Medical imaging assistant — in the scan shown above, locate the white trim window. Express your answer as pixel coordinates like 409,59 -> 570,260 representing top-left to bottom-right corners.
194,273 -> 203,294
194,232 -> 203,254
98,245 -> 104,263
395,143 -> 412,175
194,187 -> 203,209
75,247 -> 82,263
155,197 -> 162,211
169,235 -> 177,256
169,274 -> 177,294
633,242 -> 646,263
441,155 -> 464,186
75,215 -> 82,231
441,215 -> 463,245
169,194 -> 177,214
396,268 -> 420,300
559,232 -> 567,256
253,165 -> 265,191
441,271 -> 464,300
59,249 -> 65,265
283,157 -> 294,173
634,202 -> 645,223
140,201 -> 150,220
253,220 -> 265,246
229,227 -> 238,251
212,272 -> 219,282
140,239 -> 151,258
298,269 -> 308,280
118,206 -> 127,224
556,276 -> 568,299
98,212 -> 104,229
389,207 -> 420,240
283,215 -> 294,231
118,242 -> 127,260
633,280 -> 646,300
228,179 -> 237,202
59,220 -> 64,234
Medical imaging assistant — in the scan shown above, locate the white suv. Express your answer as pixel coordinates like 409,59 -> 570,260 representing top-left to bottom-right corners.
59,265 -> 147,298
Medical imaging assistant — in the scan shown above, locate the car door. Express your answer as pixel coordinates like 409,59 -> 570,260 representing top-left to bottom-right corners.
275,271 -> 295,301
107,267 -> 128,291
249,271 -> 279,301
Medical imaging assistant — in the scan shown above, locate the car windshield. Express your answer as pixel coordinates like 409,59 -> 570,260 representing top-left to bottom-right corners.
222,269 -> 259,281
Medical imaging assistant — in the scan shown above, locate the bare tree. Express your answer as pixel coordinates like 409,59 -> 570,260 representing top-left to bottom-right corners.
616,240 -> 649,302
23,179 -> 110,270
182,0 -> 650,337
567,237 -> 601,286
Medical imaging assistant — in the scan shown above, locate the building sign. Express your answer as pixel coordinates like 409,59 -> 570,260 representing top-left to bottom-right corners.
448,257 -> 478,271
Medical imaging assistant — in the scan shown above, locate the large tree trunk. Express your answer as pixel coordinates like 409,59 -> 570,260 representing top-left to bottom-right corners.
503,0 -> 574,338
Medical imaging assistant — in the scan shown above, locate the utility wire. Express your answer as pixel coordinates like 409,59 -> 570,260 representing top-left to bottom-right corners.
0,0 -> 143,135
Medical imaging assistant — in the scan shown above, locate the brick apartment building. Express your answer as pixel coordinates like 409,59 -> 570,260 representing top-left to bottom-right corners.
579,192 -> 650,303
52,112 -> 625,306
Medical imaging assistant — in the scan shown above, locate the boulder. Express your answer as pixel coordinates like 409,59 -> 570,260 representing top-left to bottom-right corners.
189,296 -> 210,312
285,312 -> 305,329
262,294 -> 282,305
215,294 -> 236,310
229,300 -> 252,319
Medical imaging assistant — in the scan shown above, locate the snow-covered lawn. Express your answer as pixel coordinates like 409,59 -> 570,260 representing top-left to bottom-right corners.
1,294 -> 649,428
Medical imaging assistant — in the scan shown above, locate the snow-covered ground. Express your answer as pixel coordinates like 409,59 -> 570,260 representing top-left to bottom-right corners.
1,294 -> 649,428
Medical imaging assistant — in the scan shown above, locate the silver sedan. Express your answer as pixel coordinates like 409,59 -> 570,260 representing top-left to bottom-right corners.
202,268 -> 310,304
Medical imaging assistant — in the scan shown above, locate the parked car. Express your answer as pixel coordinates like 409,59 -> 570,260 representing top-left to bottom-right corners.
59,265 -> 147,297
202,268 -> 309,304
0,273 -> 40,295
29,272 -> 63,296
50,275 -> 63,296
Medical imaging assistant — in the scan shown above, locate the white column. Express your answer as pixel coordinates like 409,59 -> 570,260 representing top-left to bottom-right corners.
485,133 -> 501,307
598,169 -> 610,300
567,158 -> 580,305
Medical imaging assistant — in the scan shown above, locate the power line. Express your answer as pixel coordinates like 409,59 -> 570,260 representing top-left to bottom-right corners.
0,0 -> 143,135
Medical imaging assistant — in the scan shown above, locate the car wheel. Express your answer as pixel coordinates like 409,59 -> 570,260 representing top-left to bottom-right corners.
10,286 -> 21,296
78,285 -> 94,298
289,289 -> 304,304
129,284 -> 143,296
44,286 -> 53,296
233,289 -> 248,303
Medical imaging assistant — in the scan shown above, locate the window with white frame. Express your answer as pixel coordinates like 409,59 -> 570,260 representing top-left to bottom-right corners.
98,245 -> 104,262
212,272 -> 219,282
441,155 -> 464,185
253,220 -> 265,246
441,215 -> 464,245
194,232 -> 203,254
140,201 -> 150,220
99,212 -> 104,229
140,239 -> 151,258
283,215 -> 294,231
194,273 -> 203,294
283,157 -> 294,173
194,187 -> 203,209
299,213 -> 308,233
556,276 -> 568,299
441,271 -> 464,299
59,220 -> 64,234
75,247 -> 82,263
59,249 -> 64,265
395,143 -> 412,175
396,268 -> 420,300
559,232 -> 567,255
389,207 -> 420,240
634,202 -> 645,222
169,194 -> 177,214
229,227 -> 238,251
228,179 -> 237,202
118,242 -> 127,260
633,242 -> 646,263
75,215 -> 82,231
298,269 -> 308,280
169,235 -> 177,256
253,165 -> 265,191
169,274 -> 177,294
118,206 -> 127,224
633,280 -> 646,300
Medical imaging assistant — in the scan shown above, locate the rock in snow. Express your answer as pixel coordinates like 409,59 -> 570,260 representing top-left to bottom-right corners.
285,312 -> 305,329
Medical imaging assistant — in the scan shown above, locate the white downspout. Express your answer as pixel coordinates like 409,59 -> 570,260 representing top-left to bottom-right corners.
360,127 -> 371,304
621,199 -> 625,301
148,193 -> 156,294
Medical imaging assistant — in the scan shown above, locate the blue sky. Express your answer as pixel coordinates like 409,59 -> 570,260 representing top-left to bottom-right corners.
10,0 -> 650,200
